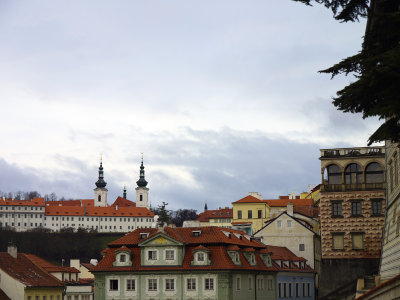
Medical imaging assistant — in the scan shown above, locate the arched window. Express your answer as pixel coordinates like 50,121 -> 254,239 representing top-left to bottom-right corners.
345,163 -> 362,184
327,164 -> 342,184
98,195 -> 101,202
366,162 -> 384,183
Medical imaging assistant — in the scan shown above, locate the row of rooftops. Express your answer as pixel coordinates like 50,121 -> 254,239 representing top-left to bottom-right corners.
0,197 -> 154,217
92,226 -> 313,273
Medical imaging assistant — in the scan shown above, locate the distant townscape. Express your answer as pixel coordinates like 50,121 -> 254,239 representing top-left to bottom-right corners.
1,143 -> 399,300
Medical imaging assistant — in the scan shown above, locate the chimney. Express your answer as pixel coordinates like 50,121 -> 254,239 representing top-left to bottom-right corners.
248,192 -> 263,200
287,202 -> 294,216
7,243 -> 17,259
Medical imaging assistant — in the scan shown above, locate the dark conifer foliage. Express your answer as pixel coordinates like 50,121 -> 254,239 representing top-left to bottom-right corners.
293,0 -> 400,144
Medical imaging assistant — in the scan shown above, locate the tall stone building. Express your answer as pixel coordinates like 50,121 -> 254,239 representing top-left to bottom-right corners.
318,146 -> 386,297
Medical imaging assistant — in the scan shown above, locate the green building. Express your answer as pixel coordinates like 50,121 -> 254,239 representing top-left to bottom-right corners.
92,226 -> 314,300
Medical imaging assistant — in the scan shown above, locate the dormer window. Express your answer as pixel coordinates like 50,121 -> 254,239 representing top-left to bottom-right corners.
197,253 -> 205,261
140,232 -> 150,239
120,254 -> 126,262
192,230 -> 202,237
251,254 -> 255,264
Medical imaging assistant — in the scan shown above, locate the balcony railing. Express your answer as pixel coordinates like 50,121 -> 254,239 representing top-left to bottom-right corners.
320,147 -> 385,158
321,183 -> 386,192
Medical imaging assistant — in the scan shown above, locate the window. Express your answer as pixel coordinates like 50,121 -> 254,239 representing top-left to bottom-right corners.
267,279 -> 273,290
277,220 -> 282,228
43,296 -> 47,300
148,278 -> 157,291
205,278 -> 214,290
327,164 -> 342,184
109,279 -> 119,291
248,210 -> 252,219
372,199 -> 383,215
127,279 -> 135,291
120,254 -> 126,262
345,163 -> 362,184
296,282 -> 299,297
307,282 -> 311,296
278,283 -> 282,298
197,252 -> 205,261
238,210 -> 242,219
165,250 -> 174,260
258,210 -> 262,218
366,162 -> 384,183
332,233 -> 344,250
288,282 -> 292,297
352,232 -> 364,249
303,282 -> 306,297
287,220 -> 292,227
257,278 -> 264,290
187,278 -> 196,291
248,276 -> 252,290
332,201 -> 342,217
283,282 -> 287,297
299,244 -> 305,251
165,278 -> 175,291
148,250 -> 157,260
351,201 -> 362,217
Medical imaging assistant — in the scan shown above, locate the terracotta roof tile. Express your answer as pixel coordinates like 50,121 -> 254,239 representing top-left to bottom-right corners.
0,197 -> 44,207
0,253 -> 64,287
265,198 -> 313,207
24,254 -> 79,273
197,208 -> 232,222
93,227 -> 313,274
45,205 -> 153,217
111,197 -> 136,208
232,195 -> 264,204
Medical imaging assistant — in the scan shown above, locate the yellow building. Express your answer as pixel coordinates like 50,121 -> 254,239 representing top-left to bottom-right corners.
232,192 -> 270,234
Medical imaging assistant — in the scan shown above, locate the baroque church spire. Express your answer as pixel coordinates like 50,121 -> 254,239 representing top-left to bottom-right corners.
95,154 -> 107,188
136,153 -> 148,188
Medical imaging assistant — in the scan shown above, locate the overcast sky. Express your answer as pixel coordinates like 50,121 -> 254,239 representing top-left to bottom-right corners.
0,1 -> 382,211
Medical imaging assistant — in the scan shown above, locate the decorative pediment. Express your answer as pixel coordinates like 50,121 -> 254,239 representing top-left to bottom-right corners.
138,232 -> 183,247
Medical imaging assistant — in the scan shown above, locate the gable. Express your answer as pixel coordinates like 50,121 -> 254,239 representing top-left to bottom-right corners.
138,232 -> 183,247
255,213 -> 314,236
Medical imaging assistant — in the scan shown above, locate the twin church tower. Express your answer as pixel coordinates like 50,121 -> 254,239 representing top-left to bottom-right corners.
93,156 -> 149,208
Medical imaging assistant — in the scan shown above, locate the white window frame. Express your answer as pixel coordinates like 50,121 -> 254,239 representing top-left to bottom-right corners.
165,278 -> 175,291
205,278 -> 214,291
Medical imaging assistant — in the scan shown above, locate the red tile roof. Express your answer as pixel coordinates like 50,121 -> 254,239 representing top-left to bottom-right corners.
111,197 -> 136,208
265,198 -> 313,207
45,205 -> 154,217
0,253 -> 64,287
92,226 -> 314,274
232,195 -> 264,204
24,254 -> 79,274
0,197 -> 44,207
197,208 -> 232,222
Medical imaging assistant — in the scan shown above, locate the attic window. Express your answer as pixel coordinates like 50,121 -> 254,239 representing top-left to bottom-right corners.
212,212 -> 216,215
140,233 -> 150,239
192,230 -> 202,237
227,212 -> 230,216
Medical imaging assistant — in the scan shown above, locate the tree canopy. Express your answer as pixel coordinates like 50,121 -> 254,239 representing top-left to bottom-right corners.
293,0 -> 400,144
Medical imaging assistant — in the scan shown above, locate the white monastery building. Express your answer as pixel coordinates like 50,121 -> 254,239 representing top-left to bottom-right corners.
0,158 -> 156,232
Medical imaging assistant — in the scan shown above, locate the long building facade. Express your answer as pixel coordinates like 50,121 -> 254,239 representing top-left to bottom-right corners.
92,226 -> 315,300
0,159 -> 156,232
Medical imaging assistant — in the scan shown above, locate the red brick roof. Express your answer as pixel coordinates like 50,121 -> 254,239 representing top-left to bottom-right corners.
0,197 -> 44,207
111,197 -> 136,208
197,208 -> 232,222
0,253 -> 64,287
92,227 -> 314,274
294,206 -> 319,218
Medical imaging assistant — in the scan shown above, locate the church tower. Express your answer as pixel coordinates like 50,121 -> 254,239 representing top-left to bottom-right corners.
94,157 -> 108,207
135,155 -> 149,208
